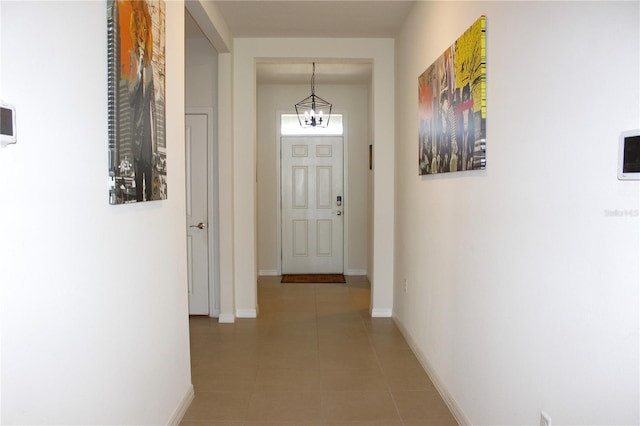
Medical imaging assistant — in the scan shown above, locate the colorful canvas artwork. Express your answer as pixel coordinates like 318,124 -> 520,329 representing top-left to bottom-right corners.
108,0 -> 167,204
418,16 -> 486,175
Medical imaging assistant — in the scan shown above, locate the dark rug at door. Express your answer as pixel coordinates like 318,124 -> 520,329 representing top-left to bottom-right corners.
281,274 -> 346,284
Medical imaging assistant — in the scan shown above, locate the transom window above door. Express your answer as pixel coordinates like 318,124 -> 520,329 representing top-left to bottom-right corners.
281,113 -> 343,136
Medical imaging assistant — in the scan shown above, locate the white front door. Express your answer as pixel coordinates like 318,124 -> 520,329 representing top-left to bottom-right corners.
186,114 -> 209,314
281,136 -> 344,274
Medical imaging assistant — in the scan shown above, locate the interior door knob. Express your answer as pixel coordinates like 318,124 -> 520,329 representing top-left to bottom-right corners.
190,222 -> 206,229
336,211 -> 342,216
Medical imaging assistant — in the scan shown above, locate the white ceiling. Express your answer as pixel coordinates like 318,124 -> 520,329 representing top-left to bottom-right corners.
186,0 -> 416,84
212,1 -> 415,38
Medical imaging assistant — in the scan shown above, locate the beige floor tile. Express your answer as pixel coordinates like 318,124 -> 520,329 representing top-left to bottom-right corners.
317,312 -> 367,335
188,316 -> 217,334
392,390 -> 458,424
191,366 -> 258,392
319,349 -> 380,371
382,366 -> 438,391
259,336 -> 318,353
266,321 -> 318,338
316,302 -> 360,316
320,368 -> 388,391
321,391 -> 401,423
377,349 -> 424,371
254,368 -> 321,391
318,337 -> 373,355
267,299 -> 318,313
403,422 -> 458,426
318,333 -> 371,347
362,318 -> 398,334
318,329 -> 369,342
243,422 -> 324,426
181,391 -> 251,422
183,277 -> 456,426
317,311 -> 365,323
258,350 -> 320,370
258,310 -> 317,324
192,352 -> 260,373
246,391 -> 323,422
369,334 -> 412,352
326,422 -> 403,426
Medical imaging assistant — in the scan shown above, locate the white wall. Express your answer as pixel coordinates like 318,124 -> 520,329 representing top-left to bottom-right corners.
394,2 -> 639,425
186,38 -> 217,110
256,83 -> 370,276
0,1 -> 192,424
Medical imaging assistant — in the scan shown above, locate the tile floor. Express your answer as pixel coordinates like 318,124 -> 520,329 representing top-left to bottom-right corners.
181,275 -> 457,426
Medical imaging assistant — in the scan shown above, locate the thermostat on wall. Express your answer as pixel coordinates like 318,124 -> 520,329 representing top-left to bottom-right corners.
618,129 -> 640,180
0,101 -> 17,147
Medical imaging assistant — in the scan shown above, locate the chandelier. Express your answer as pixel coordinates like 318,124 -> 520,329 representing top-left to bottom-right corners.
295,62 -> 332,128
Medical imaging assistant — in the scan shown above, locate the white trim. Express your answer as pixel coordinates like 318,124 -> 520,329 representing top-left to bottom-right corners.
259,269 -> 280,276
236,309 -> 257,318
346,269 -> 367,276
218,313 -> 235,323
393,318 -> 472,426
186,108 -> 220,318
166,384 -> 194,426
341,111 -> 350,274
275,110 -> 283,275
370,308 -> 392,318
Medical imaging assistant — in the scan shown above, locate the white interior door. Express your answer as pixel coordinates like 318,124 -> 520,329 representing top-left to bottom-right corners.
281,136 -> 344,274
186,114 -> 209,314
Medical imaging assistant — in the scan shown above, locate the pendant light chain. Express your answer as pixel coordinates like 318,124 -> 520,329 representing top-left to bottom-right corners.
294,62 -> 332,128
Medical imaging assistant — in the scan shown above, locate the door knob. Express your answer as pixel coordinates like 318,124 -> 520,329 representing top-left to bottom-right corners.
190,222 -> 206,229
336,211 -> 342,216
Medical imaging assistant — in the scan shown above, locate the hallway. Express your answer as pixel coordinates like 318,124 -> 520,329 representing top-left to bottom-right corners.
181,276 -> 457,425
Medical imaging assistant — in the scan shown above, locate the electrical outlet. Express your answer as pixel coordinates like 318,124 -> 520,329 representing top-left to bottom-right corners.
540,412 -> 551,426
403,279 -> 408,293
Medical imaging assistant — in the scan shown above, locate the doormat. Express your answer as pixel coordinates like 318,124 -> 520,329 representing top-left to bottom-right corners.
281,274 -> 346,284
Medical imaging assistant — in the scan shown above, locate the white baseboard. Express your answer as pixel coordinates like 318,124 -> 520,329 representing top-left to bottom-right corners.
259,269 -> 280,276
218,313 -> 235,323
236,309 -> 257,318
346,269 -> 367,275
167,384 -> 194,426
370,308 -> 392,317
393,318 -> 471,425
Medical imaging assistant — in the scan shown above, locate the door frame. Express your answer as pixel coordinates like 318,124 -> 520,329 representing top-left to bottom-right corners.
186,107 -> 220,317
275,110 -> 350,275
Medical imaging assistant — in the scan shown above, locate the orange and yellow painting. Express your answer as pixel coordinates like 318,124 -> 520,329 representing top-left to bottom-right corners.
418,16 -> 486,175
108,0 -> 166,204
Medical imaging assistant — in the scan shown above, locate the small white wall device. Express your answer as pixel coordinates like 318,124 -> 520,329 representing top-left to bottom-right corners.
0,101 -> 17,147
618,129 -> 640,180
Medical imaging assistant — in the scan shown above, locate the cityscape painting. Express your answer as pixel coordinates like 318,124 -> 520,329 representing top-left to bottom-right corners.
418,15 -> 486,175
108,0 -> 167,204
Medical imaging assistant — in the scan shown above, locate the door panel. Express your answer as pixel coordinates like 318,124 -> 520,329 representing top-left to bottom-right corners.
186,114 -> 209,315
282,136 -> 343,274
